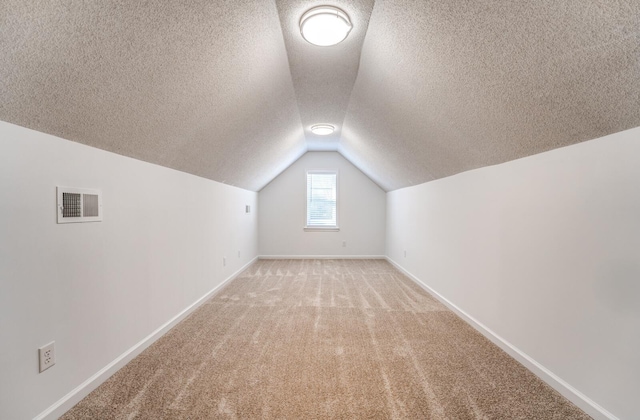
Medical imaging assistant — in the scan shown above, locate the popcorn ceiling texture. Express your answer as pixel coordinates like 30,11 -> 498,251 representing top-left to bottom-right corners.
342,0 -> 640,190
274,0 -> 374,152
61,259 -> 590,419
0,0 -> 638,191
0,0 -> 306,191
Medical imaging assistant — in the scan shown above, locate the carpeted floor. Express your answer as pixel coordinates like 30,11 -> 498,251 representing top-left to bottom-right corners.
62,259 -> 590,419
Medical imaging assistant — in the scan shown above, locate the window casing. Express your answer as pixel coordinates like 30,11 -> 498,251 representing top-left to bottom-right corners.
305,170 -> 338,231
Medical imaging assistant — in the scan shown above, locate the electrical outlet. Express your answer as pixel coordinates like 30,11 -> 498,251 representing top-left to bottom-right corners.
223,257 -> 226,266
342,241 -> 346,247
39,341 -> 56,373
237,250 -> 241,258
404,250 -> 407,258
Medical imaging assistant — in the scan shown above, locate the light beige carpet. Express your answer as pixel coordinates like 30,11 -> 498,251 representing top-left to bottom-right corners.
62,259 -> 590,419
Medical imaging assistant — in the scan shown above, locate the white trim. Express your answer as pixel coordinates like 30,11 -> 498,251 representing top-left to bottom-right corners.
303,227 -> 340,232
305,169 -> 339,229
259,255 -> 386,260
385,257 -> 618,420
34,256 -> 259,420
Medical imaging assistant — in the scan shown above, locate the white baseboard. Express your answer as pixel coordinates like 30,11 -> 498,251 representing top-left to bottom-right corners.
385,257 -> 617,420
259,255 -> 386,260
35,256 -> 259,420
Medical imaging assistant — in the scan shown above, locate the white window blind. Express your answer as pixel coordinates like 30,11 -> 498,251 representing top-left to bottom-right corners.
306,171 -> 337,228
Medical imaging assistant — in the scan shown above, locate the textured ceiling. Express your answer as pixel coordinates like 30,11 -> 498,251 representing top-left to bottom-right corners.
274,0 -> 374,151
341,0 -> 640,190
0,0 -> 306,191
1,0 -> 639,191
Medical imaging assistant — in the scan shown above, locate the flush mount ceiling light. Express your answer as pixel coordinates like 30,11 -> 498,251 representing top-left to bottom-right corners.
311,124 -> 335,135
300,6 -> 352,46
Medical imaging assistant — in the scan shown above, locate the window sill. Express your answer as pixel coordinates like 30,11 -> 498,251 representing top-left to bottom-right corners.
304,226 -> 340,232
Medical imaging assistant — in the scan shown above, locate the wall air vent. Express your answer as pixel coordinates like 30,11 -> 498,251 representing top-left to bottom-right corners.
57,187 -> 103,224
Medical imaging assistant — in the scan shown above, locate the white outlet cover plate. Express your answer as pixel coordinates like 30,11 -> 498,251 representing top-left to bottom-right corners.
39,341 -> 56,372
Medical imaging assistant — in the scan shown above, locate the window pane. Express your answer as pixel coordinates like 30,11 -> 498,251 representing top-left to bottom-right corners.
307,172 -> 337,227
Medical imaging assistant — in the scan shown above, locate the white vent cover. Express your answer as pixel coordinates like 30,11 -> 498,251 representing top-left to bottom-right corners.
57,187 -> 103,223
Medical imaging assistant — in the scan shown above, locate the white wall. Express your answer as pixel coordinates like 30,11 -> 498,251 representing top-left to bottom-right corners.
0,122 -> 258,419
259,152 -> 385,257
386,127 -> 640,419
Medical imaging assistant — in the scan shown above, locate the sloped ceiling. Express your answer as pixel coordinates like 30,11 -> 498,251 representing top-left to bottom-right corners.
341,0 -> 640,190
0,0 -> 305,191
274,0 -> 374,152
1,1 -> 639,191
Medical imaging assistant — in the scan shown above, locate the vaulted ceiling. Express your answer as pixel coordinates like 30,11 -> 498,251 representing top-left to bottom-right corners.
1,1 -> 639,191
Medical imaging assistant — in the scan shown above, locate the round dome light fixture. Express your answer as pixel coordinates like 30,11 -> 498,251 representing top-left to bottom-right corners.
300,6 -> 352,47
310,124 -> 335,135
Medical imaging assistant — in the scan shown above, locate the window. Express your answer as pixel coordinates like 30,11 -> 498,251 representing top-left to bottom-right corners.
306,171 -> 338,230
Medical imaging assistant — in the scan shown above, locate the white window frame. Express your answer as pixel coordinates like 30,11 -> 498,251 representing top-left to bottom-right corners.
304,169 -> 339,232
